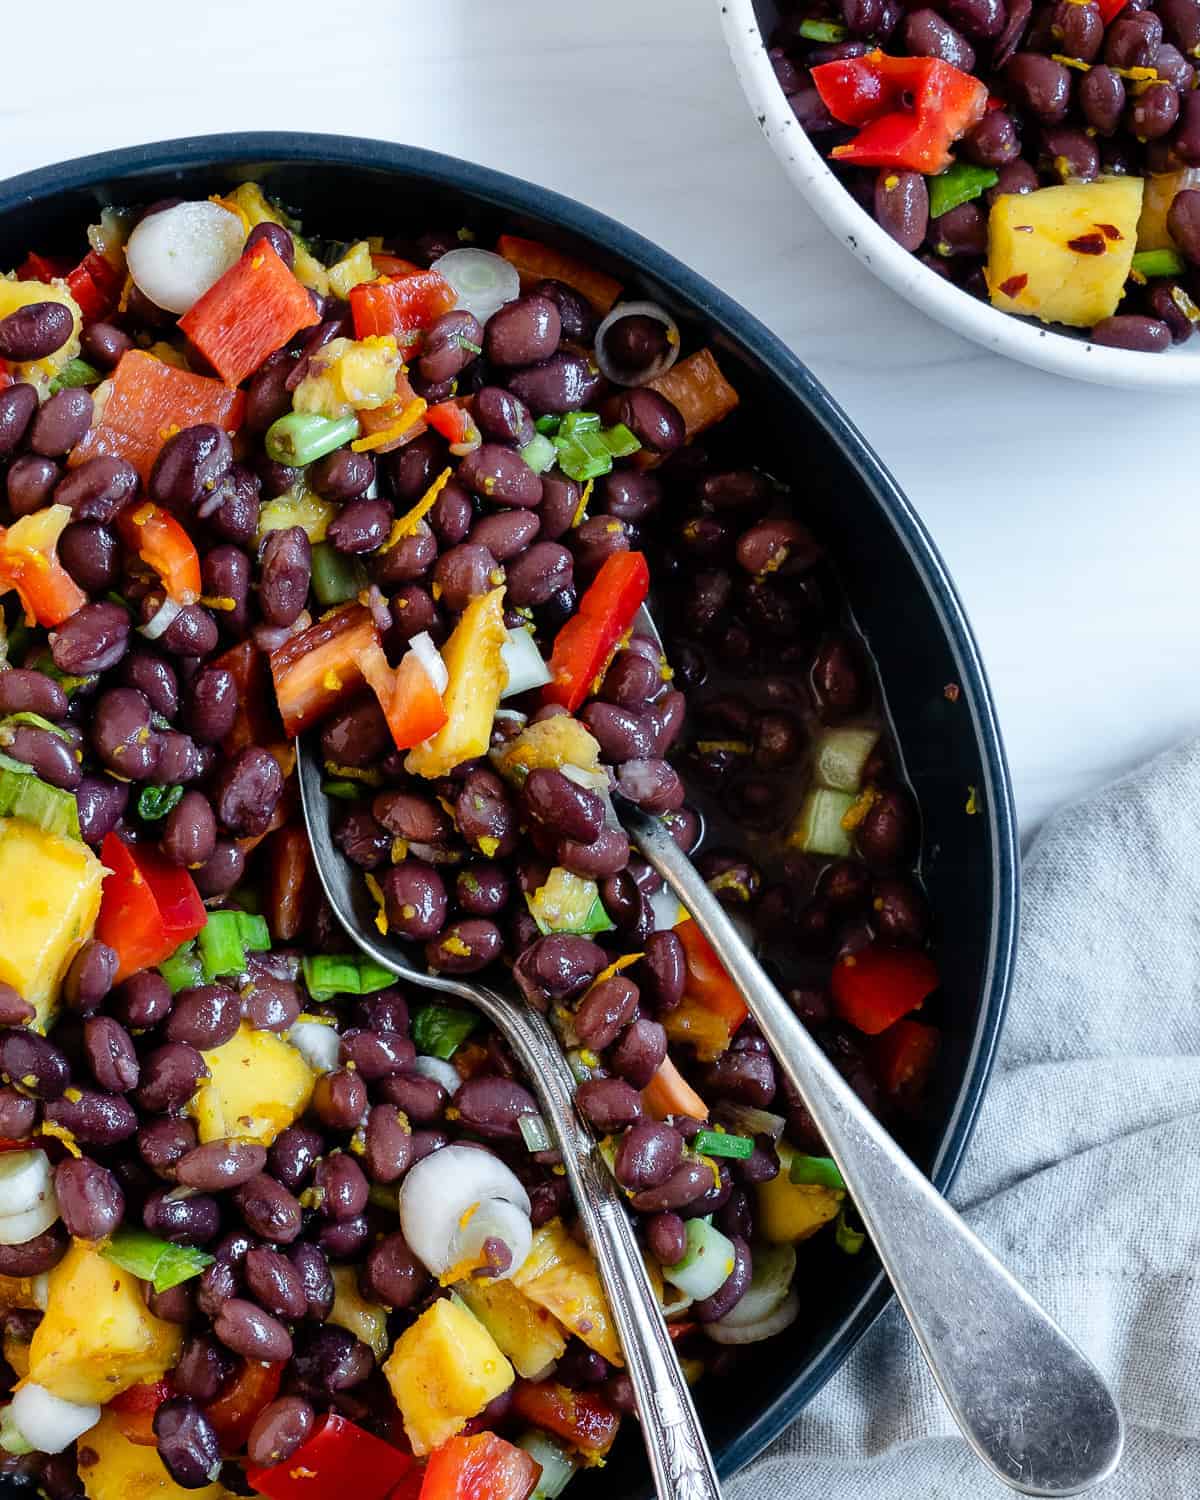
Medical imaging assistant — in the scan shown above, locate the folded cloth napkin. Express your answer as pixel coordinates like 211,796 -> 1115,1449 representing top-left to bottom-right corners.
730,738 -> 1200,1500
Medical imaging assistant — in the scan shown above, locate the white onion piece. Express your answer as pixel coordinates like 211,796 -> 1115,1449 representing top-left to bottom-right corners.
289,1021 -> 340,1074
126,201 -> 244,315
30,1274 -> 49,1312
8,1385 -> 99,1454
452,1197 -> 532,1278
500,628 -> 552,698
409,631 -> 449,694
593,300 -> 681,387
649,884 -> 685,932
411,1055 -> 462,1096
0,1151 -> 53,1220
137,595 -> 182,641
400,1144 -> 530,1281
431,248 -> 518,323
705,1289 -> 800,1346
712,1243 -> 795,1331
0,1196 -> 60,1247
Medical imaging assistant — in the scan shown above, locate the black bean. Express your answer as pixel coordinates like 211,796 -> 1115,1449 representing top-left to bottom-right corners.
873,169 -> 930,251
0,985 -> 32,1028
326,497 -> 391,555
121,651 -> 178,719
903,7 -> 975,64
556,825 -> 629,881
0,384 -> 37,458
313,1214 -> 370,1261
507,351 -> 603,414
312,1152 -> 369,1221
513,935 -> 607,1006
323,698 -> 391,769
574,975 -> 640,1052
186,665 -> 238,744
210,466 -> 262,547
705,1048 -> 777,1109
235,1173 -> 303,1243
151,1397 -> 222,1490
0,302 -> 73,363
259,526 -> 311,627
522,768 -> 604,843
214,1298 -> 292,1361
134,1042 -> 206,1113
1005,53 -> 1071,122
338,1029 -> 415,1081
173,1334 -> 234,1403
418,309 -> 484,385
176,1139 -> 267,1192
472,387 -> 534,447
268,1125 -> 323,1192
167,985 -> 241,1050
150,425 -> 234,510
312,1069 -> 368,1132
161,790 -> 218,868
244,977 -> 301,1034
53,1156 -> 123,1241
0,1028 -> 68,1099
485,295 -> 561,367
615,1121 -> 683,1190
363,1103 -> 416,1184
635,930 -> 687,1015
81,320 -> 133,370
610,1016 -> 667,1088
2,724 -> 80,790
51,601 -> 129,676
289,1242 -> 334,1320
538,471 -> 581,539
289,1323 -> 371,1394
6,454 -> 60,518
630,1159 -> 713,1213
1091,314 -> 1172,350
137,1116 -> 198,1177
379,1070 -> 446,1122
454,1076 -> 539,1140
456,444 -> 542,508
1129,82 -> 1180,141
59,521 -> 119,592
0,1088 -> 36,1139
244,1246 -> 308,1320
576,1077 -> 643,1131
214,746 -> 284,837
617,388 -> 684,454
143,1187 -> 220,1245
614,758 -> 684,814
247,1397 -> 315,1470
0,1223 -> 67,1277
381,862 -> 448,941
361,1232 -> 427,1308
579,702 -> 657,763
30,388 -> 92,458
44,1088 -> 137,1146
90,687 -> 159,781
1105,8 -> 1162,65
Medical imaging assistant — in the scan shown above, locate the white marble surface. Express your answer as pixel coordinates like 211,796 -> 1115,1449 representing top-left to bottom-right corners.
5,0 -> 1195,838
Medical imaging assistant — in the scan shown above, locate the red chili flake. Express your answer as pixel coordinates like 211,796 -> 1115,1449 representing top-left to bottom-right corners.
999,274 -> 1029,297
944,682 -> 961,702
1096,222 -> 1122,240
1068,232 -> 1107,255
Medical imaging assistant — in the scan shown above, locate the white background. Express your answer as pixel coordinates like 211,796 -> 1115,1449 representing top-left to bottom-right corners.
4,0 -> 1196,839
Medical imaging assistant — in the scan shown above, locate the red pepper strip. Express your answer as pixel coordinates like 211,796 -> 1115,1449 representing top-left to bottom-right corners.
268,603 -> 379,738
180,241 -> 320,387
116,501 -> 202,604
371,252 -> 423,278
205,1358 -> 284,1456
349,271 -> 458,342
215,640 -> 281,756
0,507 -> 87,627
510,1380 -> 620,1458
1098,0 -> 1126,21
813,52 -> 988,174
424,399 -> 476,446
247,1412 -> 417,1500
64,250 -> 124,322
675,916 -> 748,1042
94,833 -> 207,983
642,1056 -> 708,1123
108,1377 -> 172,1447
495,235 -> 623,317
69,350 -> 244,482
830,943 -> 940,1035
873,1017 -> 940,1096
541,550 -> 650,712
16,251 -> 74,283
360,639 -> 448,753
417,1432 -> 541,1500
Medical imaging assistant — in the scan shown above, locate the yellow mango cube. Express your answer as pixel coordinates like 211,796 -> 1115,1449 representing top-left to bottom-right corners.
383,1296 -> 514,1456
454,1275 -> 567,1380
756,1144 -> 844,1245
189,1022 -> 314,1146
292,336 -> 402,418
26,1240 -> 182,1405
329,1265 -> 389,1361
986,177 -> 1143,327
492,716 -> 601,785
512,1218 -> 621,1366
327,241 -> 378,299
0,819 -> 104,1030
78,1410 -> 229,1500
406,587 -> 509,780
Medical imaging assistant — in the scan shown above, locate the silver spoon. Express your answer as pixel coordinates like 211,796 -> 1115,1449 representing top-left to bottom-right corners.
296,736 -> 722,1500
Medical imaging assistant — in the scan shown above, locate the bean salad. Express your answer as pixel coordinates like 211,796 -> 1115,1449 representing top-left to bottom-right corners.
775,0 -> 1200,349
0,186 -> 942,1500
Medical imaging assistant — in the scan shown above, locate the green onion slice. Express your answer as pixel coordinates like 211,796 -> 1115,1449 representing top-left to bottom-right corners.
1131,247 -> 1186,278
692,1128 -> 755,1160
101,1226 -> 214,1293
311,541 -> 368,608
0,765 -> 80,839
926,161 -> 999,221
797,16 -> 849,39
137,784 -> 184,822
301,954 -> 395,1004
321,779 -> 363,801
789,1153 -> 846,1190
835,1206 -> 866,1255
411,1002 -> 479,1060
159,942 -> 205,996
48,358 -> 102,395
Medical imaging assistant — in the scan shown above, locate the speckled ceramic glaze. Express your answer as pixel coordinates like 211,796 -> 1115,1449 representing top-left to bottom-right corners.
720,0 -> 1200,388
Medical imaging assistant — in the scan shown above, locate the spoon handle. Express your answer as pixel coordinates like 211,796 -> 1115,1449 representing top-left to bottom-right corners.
626,807 -> 1123,1498
474,988 -> 722,1500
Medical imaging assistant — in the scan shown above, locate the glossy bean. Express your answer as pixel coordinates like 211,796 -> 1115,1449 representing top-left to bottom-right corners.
614,758 -> 684,814
453,1076 -> 539,1140
629,1159 -> 713,1214
311,1069 -> 368,1132
576,1077 -> 643,1132
137,1117 -> 197,1176
5,454 -> 59,518
485,294 -> 561,367
80,320 -> 133,371
176,1139 -> 267,1192
1091,313 -> 1172,350
874,169 -> 929,251
456,444 -> 542,507
288,1242 -> 335,1320
214,1298 -> 292,1361
235,1173 -> 303,1243
0,1088 -> 37,1139
161,790 -> 217,868
338,1029 -> 415,1080
30,388 -> 92,458
59,521 -> 119,592
381,861 -> 449,941
556,825 -> 630,880
610,1016 -> 667,1088
635,930 -> 687,1014
247,1397 -> 315,1470
142,1187 -> 220,1245
507,351 -> 603,414
426,919 -> 503,974
193,841 -> 246,897
150,424 -> 234,510
121,651 -> 178,719
51,601 -> 130,675
615,1121 -> 683,1190
1005,53 -> 1071,122
2,725 -> 79,790
693,1236 -> 752,1323
259,526 -> 311,627
903,7 -> 975,65
214,746 -> 284,837
0,302 -> 73,362
0,385 -> 37,458
267,1124 -> 323,1192
44,1087 -> 137,1146
433,543 -> 501,612
0,1028 -> 69,1099
1105,9 -> 1162,65
134,1042 -> 206,1113
513,934 -> 607,1005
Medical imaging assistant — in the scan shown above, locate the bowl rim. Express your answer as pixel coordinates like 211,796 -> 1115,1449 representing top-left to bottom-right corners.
0,131 -> 1021,1473
719,0 -> 1200,391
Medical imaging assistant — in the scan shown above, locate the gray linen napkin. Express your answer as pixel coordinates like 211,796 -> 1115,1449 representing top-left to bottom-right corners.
729,737 -> 1200,1499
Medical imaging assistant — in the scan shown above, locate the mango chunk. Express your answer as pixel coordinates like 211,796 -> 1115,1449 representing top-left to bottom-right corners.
491,715 -> 601,785
406,587 -> 508,780
0,819 -> 104,1029
512,1218 -> 621,1366
756,1144 -> 844,1245
986,177 -> 1143,327
26,1240 -> 182,1405
78,1409 -> 228,1500
189,1022 -> 314,1146
454,1275 -> 567,1380
383,1296 -> 514,1456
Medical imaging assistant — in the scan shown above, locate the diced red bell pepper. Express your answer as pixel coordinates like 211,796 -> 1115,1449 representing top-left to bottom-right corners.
116,501 -> 202,604
873,1017 -> 940,1096
495,235 -> 623,316
1098,0 -> 1127,20
371,252 -> 423,278
108,1377 -> 173,1447
0,504 -> 87,627
642,1056 -> 709,1123
675,916 -> 748,1045
65,250 -> 125,323
418,1433 -> 541,1500
349,271 -> 458,342
69,350 -> 245,482
16,251 -> 74,283
813,52 -> 988,174
95,833 -> 207,982
180,242 -> 320,387
247,1412 -> 417,1500
214,640 -> 281,755
831,943 -> 940,1035
424,400 -> 477,447
643,349 -> 739,451
359,638 -> 448,753
269,603 -> 380,738
205,1358 -> 284,1456
541,550 -> 650,713
510,1380 -> 620,1458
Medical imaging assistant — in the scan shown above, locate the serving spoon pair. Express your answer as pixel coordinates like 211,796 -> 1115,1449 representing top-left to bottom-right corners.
295,633 -> 1122,1500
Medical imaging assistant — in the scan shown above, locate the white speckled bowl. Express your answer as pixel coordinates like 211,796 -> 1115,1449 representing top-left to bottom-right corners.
720,0 -> 1200,389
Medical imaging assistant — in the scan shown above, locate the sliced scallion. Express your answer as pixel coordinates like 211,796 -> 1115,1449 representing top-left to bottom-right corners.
0,765 -> 80,839
197,910 -> 248,981
311,541 -> 368,608
691,1128 -> 754,1160
661,1218 -> 736,1301
302,953 -> 395,1003
926,161 -> 998,220
411,1002 -> 479,1061
101,1226 -> 214,1293
797,16 -> 849,39
519,1431 -> 576,1500
789,1153 -> 846,1190
519,433 -> 557,475
835,1206 -> 866,1255
159,942 -> 204,996
1131,247 -> 1186,278
136,784 -> 184,822
265,411 -> 360,468
321,778 -> 363,801
48,358 -> 102,395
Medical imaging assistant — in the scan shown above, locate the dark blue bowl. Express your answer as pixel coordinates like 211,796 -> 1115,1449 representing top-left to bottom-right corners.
0,134 -> 1018,1493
